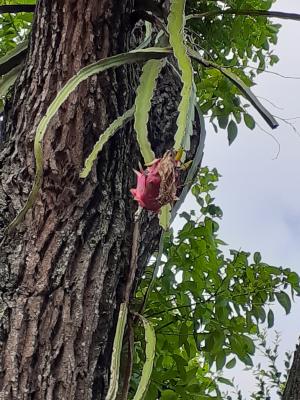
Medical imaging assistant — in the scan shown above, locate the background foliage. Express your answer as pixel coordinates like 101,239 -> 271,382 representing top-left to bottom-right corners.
131,167 -> 299,399
0,0 -> 35,111
0,1 -> 34,56
186,0 -> 281,143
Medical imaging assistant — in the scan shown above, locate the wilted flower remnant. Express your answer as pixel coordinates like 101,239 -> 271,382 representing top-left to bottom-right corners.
130,150 -> 184,212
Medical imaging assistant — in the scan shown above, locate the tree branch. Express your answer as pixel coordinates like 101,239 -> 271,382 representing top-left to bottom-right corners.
0,41 -> 28,77
186,9 -> 300,22
0,5 -> 35,14
187,47 -> 279,129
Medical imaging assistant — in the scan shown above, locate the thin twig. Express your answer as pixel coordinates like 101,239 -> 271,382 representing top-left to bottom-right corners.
272,114 -> 300,137
239,104 -> 281,160
186,9 -> 300,22
284,116 -> 300,121
255,121 -> 281,160
257,96 -> 284,111
246,64 -> 300,80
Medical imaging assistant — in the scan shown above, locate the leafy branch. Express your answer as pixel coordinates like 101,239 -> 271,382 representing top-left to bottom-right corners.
188,47 -> 279,129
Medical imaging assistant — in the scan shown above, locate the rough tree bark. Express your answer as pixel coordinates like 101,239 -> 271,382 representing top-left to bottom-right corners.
0,1 -> 202,399
283,343 -> 300,400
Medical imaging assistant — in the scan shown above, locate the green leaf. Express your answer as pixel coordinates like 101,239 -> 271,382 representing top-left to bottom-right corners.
167,0 -> 194,151
238,353 -> 253,367
146,384 -> 158,400
270,54 -> 280,65
244,113 -> 255,130
172,354 -> 188,377
287,271 -> 300,287
80,107 -> 135,178
212,330 -> 225,353
267,309 -> 274,328
217,377 -> 234,387
226,358 -> 237,369
254,252 -> 262,264
216,351 -> 226,370
161,390 -> 177,400
217,115 -> 228,129
240,335 -> 255,355
227,120 -> 238,145
179,323 -> 189,348
5,47 -> 171,234
233,110 -> 242,124
275,291 -> 291,314
229,335 -> 244,358
134,59 -> 164,163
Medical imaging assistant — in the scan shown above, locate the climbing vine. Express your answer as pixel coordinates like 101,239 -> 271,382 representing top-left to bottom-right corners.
2,0 -> 293,234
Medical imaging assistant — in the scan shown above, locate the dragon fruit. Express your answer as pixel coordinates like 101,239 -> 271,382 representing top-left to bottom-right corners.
130,150 -> 179,212
130,159 -> 161,212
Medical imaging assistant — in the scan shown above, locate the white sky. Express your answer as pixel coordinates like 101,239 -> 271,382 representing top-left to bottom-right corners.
202,0 -> 300,396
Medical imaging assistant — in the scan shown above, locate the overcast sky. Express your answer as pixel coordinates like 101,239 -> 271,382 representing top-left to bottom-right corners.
178,0 -> 300,396
203,0 -> 300,396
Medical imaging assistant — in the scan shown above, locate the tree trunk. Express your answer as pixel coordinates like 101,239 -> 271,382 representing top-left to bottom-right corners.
283,343 -> 300,400
0,1 -> 202,399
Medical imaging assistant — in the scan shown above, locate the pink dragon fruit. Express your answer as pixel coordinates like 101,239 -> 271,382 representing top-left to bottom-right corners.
130,151 -> 180,212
